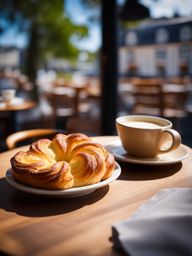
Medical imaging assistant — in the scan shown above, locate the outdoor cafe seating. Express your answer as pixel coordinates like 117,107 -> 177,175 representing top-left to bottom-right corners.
5,128 -> 62,150
0,126 -> 192,255
120,78 -> 189,127
0,88 -> 37,143
0,72 -> 192,255
40,78 -> 91,129
1,3 -> 192,254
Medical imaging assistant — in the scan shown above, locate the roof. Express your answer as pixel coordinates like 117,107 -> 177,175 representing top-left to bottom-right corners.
120,16 -> 192,46
138,16 -> 192,29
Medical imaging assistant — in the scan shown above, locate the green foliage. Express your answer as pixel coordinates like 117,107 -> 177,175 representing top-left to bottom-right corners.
56,72 -> 73,81
121,20 -> 142,29
0,0 -> 89,81
86,51 -> 97,62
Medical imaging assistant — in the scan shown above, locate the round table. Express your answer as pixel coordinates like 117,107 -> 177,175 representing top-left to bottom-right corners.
0,99 -> 36,112
0,98 -> 36,133
0,136 -> 192,255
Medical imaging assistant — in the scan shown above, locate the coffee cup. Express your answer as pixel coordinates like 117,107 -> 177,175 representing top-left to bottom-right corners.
116,115 -> 181,158
1,89 -> 16,104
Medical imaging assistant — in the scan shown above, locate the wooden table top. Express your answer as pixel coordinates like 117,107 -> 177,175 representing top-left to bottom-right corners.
0,136 -> 192,255
0,98 -> 36,112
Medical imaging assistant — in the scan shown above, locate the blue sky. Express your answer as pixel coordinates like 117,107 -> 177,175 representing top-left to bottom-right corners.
0,0 -> 192,51
142,0 -> 192,18
66,0 -> 192,52
65,0 -> 101,52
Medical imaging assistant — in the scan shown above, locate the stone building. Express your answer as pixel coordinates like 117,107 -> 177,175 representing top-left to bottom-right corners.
119,16 -> 192,78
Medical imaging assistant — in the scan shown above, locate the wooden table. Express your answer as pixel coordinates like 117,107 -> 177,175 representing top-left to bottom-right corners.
0,98 -> 36,133
0,136 -> 192,255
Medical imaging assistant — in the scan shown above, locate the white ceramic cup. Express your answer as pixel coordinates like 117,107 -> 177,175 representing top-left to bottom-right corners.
1,89 -> 16,104
116,115 -> 181,158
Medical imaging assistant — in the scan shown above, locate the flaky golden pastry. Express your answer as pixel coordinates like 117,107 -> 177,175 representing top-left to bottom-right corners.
10,133 -> 116,190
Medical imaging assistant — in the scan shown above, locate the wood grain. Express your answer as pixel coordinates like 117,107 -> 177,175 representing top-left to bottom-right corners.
0,136 -> 192,255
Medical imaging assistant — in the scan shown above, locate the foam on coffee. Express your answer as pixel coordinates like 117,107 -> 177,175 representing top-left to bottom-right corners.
126,121 -> 162,129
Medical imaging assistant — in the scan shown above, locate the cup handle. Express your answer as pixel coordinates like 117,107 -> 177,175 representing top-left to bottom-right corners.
159,129 -> 181,153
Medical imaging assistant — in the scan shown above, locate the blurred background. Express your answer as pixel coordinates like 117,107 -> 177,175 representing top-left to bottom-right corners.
0,0 -> 192,151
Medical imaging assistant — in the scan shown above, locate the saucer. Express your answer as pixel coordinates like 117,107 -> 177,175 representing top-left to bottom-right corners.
6,162 -> 121,198
0,97 -> 24,106
104,141 -> 189,165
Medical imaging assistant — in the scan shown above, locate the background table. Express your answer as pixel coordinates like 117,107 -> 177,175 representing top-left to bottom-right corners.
0,136 -> 192,255
0,99 -> 36,133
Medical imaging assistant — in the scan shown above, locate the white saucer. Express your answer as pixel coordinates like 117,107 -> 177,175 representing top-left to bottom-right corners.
104,142 -> 189,165
6,162 -> 121,198
0,97 -> 24,106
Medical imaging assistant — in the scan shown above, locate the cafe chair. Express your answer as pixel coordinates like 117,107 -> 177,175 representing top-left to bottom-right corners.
131,78 -> 188,115
130,78 -> 188,130
131,78 -> 164,116
42,90 -> 75,130
43,87 -> 91,130
6,129 -> 64,150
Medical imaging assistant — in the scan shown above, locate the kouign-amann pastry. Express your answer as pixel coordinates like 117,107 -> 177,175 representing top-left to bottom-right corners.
10,133 -> 116,190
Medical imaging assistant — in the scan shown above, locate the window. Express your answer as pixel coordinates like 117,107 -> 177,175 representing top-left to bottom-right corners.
180,44 -> 190,59
156,48 -> 166,60
156,28 -> 169,44
180,26 -> 192,41
126,31 -> 138,45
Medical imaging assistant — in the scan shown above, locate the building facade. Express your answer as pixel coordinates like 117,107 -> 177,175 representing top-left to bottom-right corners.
119,16 -> 192,77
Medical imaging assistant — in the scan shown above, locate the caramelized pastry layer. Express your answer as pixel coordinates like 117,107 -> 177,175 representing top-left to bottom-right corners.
11,133 -> 116,190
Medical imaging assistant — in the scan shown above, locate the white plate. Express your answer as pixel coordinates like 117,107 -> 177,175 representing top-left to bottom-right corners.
104,141 -> 189,165
6,162 -> 121,198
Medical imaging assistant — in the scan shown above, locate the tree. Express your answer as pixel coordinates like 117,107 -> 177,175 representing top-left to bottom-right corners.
0,0 -> 88,99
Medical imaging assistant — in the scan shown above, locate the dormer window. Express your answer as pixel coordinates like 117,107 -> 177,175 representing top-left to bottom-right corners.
156,28 -> 169,43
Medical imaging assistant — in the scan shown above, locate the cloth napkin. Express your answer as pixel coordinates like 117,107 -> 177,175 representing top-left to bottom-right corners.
112,188 -> 192,256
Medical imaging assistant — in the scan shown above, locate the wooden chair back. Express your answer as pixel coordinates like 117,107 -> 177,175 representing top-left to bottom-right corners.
131,78 -> 164,116
131,78 -> 188,120
6,129 -> 63,150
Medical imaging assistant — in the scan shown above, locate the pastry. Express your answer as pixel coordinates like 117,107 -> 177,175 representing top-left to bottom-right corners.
10,133 -> 116,190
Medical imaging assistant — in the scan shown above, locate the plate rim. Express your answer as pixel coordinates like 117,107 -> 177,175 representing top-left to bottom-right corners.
103,142 -> 189,165
6,162 -> 121,196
